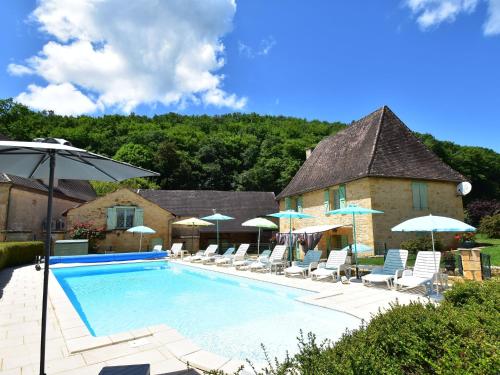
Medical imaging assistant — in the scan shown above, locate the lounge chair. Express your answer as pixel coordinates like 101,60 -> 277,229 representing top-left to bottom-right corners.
168,243 -> 188,258
310,250 -> 348,281
394,251 -> 441,294
249,245 -> 287,273
216,244 -> 249,266
362,249 -> 408,288
185,245 -> 218,262
234,249 -> 271,270
152,245 -> 163,252
203,247 -> 235,264
284,250 -> 322,278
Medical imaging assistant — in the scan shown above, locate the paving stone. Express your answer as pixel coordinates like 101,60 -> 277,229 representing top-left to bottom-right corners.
181,350 -> 229,371
165,339 -> 200,358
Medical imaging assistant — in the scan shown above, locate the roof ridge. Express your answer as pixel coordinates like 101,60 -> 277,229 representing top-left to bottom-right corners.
366,106 -> 387,175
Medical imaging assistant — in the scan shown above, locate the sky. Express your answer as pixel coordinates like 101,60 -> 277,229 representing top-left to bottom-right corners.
0,0 -> 499,151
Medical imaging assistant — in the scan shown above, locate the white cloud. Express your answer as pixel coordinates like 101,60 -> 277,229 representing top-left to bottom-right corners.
16,83 -> 99,116
484,0 -> 500,34
9,0 -> 246,115
405,0 -> 500,35
258,36 -> 276,56
238,36 -> 276,58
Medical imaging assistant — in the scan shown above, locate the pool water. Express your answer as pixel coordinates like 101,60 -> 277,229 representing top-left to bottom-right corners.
53,261 -> 360,361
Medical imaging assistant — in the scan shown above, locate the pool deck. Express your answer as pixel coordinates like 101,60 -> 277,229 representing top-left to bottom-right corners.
0,260 -> 427,374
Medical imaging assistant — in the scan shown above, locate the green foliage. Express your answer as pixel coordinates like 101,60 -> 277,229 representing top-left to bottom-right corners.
479,214 -> 500,238
212,279 -> 499,375
465,199 -> 500,226
0,98 -> 498,200
0,241 -> 44,270
400,236 -> 443,255
90,178 -> 160,196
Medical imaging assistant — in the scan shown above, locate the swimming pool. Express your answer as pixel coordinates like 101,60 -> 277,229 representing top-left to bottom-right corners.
53,261 -> 360,361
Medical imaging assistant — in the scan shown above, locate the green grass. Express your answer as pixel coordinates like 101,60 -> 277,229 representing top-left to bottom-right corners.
475,234 -> 500,266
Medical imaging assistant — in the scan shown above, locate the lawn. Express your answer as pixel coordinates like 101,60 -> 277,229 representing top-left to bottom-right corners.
475,234 -> 500,266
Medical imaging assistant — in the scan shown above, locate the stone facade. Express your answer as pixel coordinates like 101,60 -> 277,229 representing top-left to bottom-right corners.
66,189 -> 175,252
0,185 -> 81,241
279,177 -> 464,255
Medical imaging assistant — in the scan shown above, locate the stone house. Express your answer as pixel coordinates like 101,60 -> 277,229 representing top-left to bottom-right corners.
66,189 -> 278,253
0,173 -> 96,242
276,106 -> 467,256
65,188 -> 175,252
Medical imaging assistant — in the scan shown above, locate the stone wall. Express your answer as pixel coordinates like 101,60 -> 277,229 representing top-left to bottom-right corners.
66,189 -> 174,252
369,178 -> 464,249
0,184 -> 11,241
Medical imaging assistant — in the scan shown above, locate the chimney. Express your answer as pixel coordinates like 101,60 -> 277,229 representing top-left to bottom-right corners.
305,148 -> 313,159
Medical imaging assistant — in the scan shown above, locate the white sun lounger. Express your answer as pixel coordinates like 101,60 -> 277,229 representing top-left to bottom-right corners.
168,243 -> 188,258
216,244 -> 249,266
310,250 -> 348,281
234,249 -> 271,270
394,251 -> 441,294
203,247 -> 235,264
284,250 -> 322,278
362,249 -> 408,288
185,244 -> 218,262
250,245 -> 287,272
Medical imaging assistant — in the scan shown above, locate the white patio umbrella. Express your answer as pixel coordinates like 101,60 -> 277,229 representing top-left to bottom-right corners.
0,139 -> 159,375
173,217 -> 213,252
392,214 -> 476,297
241,217 -> 278,254
127,225 -> 156,252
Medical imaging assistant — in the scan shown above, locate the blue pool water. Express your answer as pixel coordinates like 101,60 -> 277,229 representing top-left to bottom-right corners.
53,261 -> 360,361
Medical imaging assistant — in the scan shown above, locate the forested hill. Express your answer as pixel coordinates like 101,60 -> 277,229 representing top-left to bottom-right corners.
0,98 -> 498,203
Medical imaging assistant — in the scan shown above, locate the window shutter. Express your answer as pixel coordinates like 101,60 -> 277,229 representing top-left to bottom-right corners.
297,196 -> 303,213
339,185 -> 346,208
419,183 -> 428,209
285,197 -> 291,210
324,190 -> 330,212
106,207 -> 116,230
341,235 -> 349,248
412,182 -> 421,209
134,208 -> 144,226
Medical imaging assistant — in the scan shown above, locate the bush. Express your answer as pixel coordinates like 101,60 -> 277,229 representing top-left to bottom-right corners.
478,214 -> 500,238
0,241 -> 44,270
213,279 -> 499,375
400,236 -> 443,255
466,199 -> 500,226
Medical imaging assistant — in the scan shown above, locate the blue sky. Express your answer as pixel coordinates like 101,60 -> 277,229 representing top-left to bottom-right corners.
0,0 -> 499,151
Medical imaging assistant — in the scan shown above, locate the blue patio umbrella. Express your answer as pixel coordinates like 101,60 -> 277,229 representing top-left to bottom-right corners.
201,212 -> 234,253
268,210 -> 315,263
327,204 -> 384,278
341,243 -> 373,254
126,225 -> 156,252
392,214 -> 476,295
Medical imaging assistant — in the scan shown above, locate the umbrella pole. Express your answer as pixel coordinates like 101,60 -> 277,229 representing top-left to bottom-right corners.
139,232 -> 143,252
40,151 -> 55,375
352,213 -> 359,279
257,227 -> 261,255
217,220 -> 219,253
192,224 -> 195,253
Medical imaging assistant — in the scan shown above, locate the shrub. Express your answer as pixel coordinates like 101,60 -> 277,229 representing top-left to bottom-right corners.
69,222 -> 106,252
400,236 -> 443,255
478,214 -> 500,238
211,279 -> 499,375
466,199 -> 500,226
0,241 -> 44,270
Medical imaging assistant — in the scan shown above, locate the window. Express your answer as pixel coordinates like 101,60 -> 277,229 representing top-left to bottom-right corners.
330,184 -> 347,210
296,196 -> 303,212
116,207 -> 135,229
412,182 -> 428,210
285,197 -> 292,210
324,190 -> 330,212
106,206 -> 143,230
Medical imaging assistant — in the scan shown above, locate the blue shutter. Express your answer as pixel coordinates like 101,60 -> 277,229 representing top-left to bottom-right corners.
285,197 -> 291,210
412,182 -> 421,209
419,183 -> 428,209
297,196 -> 303,213
324,190 -> 330,212
106,208 -> 116,230
339,185 -> 346,208
134,208 -> 144,226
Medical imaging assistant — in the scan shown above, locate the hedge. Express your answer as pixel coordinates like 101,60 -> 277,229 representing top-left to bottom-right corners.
0,241 -> 44,271
210,279 -> 500,375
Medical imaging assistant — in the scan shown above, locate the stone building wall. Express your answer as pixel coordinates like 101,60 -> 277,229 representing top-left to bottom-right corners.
66,189 -> 174,252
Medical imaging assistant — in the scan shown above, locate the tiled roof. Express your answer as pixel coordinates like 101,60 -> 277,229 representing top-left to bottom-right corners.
277,106 -> 465,199
0,173 -> 96,202
138,190 -> 278,233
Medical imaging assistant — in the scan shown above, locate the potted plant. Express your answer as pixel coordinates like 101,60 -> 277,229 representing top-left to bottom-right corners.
443,251 -> 456,273
454,232 -> 476,248
70,222 -> 106,253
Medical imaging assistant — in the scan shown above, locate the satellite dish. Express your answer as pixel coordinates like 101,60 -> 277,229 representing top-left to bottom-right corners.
457,181 -> 472,196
